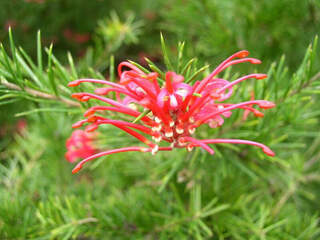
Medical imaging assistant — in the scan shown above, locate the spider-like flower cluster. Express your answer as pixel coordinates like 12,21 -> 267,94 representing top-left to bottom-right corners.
65,130 -> 97,163
68,50 -> 275,174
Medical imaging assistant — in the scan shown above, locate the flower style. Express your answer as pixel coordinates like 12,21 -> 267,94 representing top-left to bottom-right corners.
68,50 -> 275,174
65,130 -> 97,163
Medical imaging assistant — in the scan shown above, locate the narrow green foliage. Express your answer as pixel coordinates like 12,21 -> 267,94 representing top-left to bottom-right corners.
186,64 -> 210,83
144,57 -> 165,79
177,41 -> 185,73
8,28 -> 23,87
160,32 -> 174,70
109,55 -> 115,82
67,52 -> 78,79
181,58 -> 196,75
47,44 -> 57,96
37,30 -> 43,72
128,60 -> 150,74
15,107 -> 80,117
1,14 -> 320,239
0,44 -> 19,86
96,10 -> 143,57
132,109 -> 151,124
16,51 -> 40,86
192,93 -> 202,97
45,47 -> 70,84
159,156 -> 184,193
128,59 -> 165,83
0,32 -> 104,113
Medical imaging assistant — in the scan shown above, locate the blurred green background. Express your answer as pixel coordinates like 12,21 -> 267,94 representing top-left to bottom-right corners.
1,0 -> 320,239
1,0 -> 319,67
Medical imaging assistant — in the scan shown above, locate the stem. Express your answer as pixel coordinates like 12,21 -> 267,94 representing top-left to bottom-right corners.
1,81 -> 80,107
289,71 -> 320,97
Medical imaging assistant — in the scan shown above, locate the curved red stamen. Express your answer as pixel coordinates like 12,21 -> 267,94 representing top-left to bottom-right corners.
180,136 -> 215,155
195,50 -> 250,95
112,124 -> 156,148
197,100 -> 275,125
94,87 -> 139,99
72,146 -> 150,174
84,106 -> 154,125
72,119 -> 88,128
215,58 -> 262,76
148,72 -> 161,94
180,81 -> 200,112
181,92 -> 211,121
220,104 -> 264,118
165,72 -> 174,94
72,146 -> 174,174
217,74 -> 267,94
95,119 -> 153,135
72,92 -> 131,109
201,139 -> 275,156
123,72 -> 157,99
118,61 -> 145,76
68,79 -> 125,89
84,115 -> 154,140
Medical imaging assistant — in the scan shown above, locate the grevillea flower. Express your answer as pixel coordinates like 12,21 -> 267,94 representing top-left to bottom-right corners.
65,130 -> 97,163
63,28 -> 91,44
68,50 -> 275,174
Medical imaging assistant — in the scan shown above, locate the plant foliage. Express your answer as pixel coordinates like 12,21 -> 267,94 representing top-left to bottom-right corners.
1,1 -> 320,239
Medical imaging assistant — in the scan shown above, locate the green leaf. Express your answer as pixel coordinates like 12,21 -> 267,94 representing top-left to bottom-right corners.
191,183 -> 201,213
160,32 -> 174,70
109,54 -> 115,82
182,58 -> 196,75
16,52 -> 41,87
159,157 -> 184,192
197,219 -> 213,237
45,47 -> 70,84
0,43 -> 20,86
128,60 -> 150,74
37,30 -> 43,72
177,41 -> 185,73
15,108 -> 80,117
0,98 -> 20,106
8,28 -> 22,85
200,204 -> 230,218
145,57 -> 165,79
67,52 -> 78,79
132,109 -> 151,123
47,44 -> 58,96
186,65 -> 210,83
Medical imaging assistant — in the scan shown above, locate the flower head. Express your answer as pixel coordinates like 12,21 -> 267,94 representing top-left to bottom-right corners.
65,130 -> 97,163
68,50 -> 275,173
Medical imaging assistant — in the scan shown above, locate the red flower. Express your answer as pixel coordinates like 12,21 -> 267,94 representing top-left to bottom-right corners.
16,119 -> 27,135
63,28 -> 91,44
65,130 -> 97,163
68,50 -> 275,174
